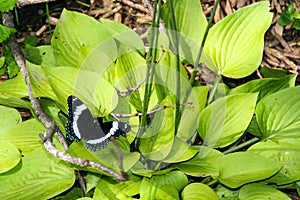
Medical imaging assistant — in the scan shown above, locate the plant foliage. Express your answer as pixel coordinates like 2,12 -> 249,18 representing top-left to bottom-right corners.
0,0 -> 299,199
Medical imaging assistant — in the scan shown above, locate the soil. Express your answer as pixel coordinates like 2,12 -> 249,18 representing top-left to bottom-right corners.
2,0 -> 300,199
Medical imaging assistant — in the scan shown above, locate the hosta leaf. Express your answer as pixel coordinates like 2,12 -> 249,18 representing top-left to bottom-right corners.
198,93 -> 257,148
139,96 -> 175,161
68,141 -> 140,175
0,106 -> 21,135
23,45 -> 57,67
256,86 -> 300,144
0,73 -> 27,97
0,119 -> 45,155
27,62 -> 57,100
93,176 -> 141,199
175,146 -> 223,178
239,183 -> 291,200
44,66 -> 117,116
52,9 -> 143,67
0,147 -> 75,199
159,137 -> 198,163
0,140 -> 21,173
229,75 -> 296,101
202,1 -> 272,78
218,152 -> 281,188
161,0 -> 207,63
181,183 -> 219,200
248,141 -> 300,185
140,171 -> 188,200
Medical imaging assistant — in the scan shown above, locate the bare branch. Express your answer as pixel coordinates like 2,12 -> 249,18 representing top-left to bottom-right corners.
40,134 -> 127,181
111,102 -> 193,118
17,0 -> 58,7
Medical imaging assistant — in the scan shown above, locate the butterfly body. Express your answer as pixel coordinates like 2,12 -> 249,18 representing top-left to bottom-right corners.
66,95 -> 130,151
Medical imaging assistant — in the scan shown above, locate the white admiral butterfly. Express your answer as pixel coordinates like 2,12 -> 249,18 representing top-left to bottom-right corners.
66,95 -> 131,151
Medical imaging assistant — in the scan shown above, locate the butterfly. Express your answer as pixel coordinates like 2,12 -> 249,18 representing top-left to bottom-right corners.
66,95 -> 131,151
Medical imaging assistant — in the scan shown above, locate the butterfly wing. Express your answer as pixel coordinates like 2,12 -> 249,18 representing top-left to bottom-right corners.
86,121 -> 131,151
66,96 -> 109,150
66,95 -> 131,151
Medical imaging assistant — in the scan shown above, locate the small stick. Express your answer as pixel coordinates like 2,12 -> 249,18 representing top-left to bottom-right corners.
17,0 -> 58,7
111,102 -> 193,119
117,0 -> 150,14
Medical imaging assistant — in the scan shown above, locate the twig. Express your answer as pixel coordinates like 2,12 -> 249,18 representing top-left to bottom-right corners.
2,11 -> 127,182
117,0 -> 150,14
117,49 -> 165,97
39,134 -> 127,181
2,12 -> 57,141
17,0 -> 58,7
111,102 -> 193,118
144,0 -> 165,31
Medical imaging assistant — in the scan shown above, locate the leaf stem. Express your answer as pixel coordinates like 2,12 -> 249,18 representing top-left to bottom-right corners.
168,0 -> 181,133
46,3 -> 52,34
206,73 -> 222,105
137,0 -> 161,146
190,0 -> 221,86
223,137 -> 260,154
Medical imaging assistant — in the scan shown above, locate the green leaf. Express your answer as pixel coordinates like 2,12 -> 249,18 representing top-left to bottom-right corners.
103,50 -> 145,110
98,18 -> 145,55
93,176 -> 141,199
287,4 -> 295,15
0,147 -> 75,199
23,45 -> 57,67
156,185 -> 180,200
175,146 -> 223,178
202,1 -> 273,78
52,9 -> 143,67
23,36 -> 39,47
256,86 -> 300,144
139,96 -> 175,161
68,141 -> 140,175
181,183 -> 219,200
44,66 -> 117,116
259,66 -> 288,78
40,98 -> 65,132
215,185 -> 239,200
0,106 -> 21,135
0,24 -> 16,43
0,74 -> 31,109
218,152 -> 281,188
0,119 -> 45,155
161,0 -> 207,63
85,173 -> 101,193
229,75 -> 296,101
159,137 -> 198,163
198,93 -> 257,148
176,86 -> 208,142
293,19 -> 300,30
0,140 -> 21,173
27,63 -> 58,100
248,141 -> 300,185
0,57 -> 4,68
140,171 -> 188,200
278,12 -> 294,26
0,73 -> 28,97
239,183 -> 291,200
7,60 -> 19,78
